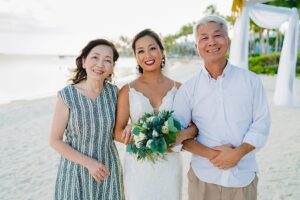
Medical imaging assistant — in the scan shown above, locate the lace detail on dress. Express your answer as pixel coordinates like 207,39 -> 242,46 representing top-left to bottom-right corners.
124,81 -> 182,200
128,83 -> 177,123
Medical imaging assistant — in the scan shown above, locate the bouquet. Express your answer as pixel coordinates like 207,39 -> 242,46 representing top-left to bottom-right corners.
126,110 -> 181,163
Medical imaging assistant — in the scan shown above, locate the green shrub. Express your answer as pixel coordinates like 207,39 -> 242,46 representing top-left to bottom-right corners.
248,52 -> 300,76
264,65 -> 277,75
249,65 -> 264,74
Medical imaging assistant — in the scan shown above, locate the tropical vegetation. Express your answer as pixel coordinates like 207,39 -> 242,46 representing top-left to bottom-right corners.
114,1 -> 300,76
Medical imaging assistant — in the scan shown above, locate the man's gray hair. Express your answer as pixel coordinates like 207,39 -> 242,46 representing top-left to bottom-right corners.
193,15 -> 229,41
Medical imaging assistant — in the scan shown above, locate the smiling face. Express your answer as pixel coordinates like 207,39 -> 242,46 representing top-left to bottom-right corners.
134,35 -> 164,73
195,22 -> 230,66
82,45 -> 114,81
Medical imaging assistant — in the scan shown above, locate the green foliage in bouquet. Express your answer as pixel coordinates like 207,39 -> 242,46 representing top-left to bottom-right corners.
126,110 -> 181,163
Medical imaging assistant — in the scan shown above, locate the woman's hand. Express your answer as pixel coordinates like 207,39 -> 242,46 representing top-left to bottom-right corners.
122,125 -> 132,145
85,158 -> 110,182
174,122 -> 198,145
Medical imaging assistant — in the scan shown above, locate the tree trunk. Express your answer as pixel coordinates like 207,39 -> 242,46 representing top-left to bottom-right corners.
266,29 -> 270,54
259,28 -> 265,54
275,30 -> 279,52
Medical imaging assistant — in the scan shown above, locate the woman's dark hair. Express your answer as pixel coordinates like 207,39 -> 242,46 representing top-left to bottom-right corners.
132,29 -> 165,74
70,39 -> 119,84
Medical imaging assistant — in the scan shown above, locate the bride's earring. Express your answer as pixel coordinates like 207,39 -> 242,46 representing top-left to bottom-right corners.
161,57 -> 166,68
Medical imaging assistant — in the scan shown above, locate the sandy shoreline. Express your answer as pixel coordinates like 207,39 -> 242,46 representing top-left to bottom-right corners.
1,58 -> 300,200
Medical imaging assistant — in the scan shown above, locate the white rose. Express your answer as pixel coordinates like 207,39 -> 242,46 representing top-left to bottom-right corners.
133,134 -> 139,141
152,130 -> 159,137
161,125 -> 169,134
146,116 -> 155,123
142,122 -> 148,129
135,141 -> 142,149
140,133 -> 147,140
134,133 -> 146,144
146,139 -> 153,148
164,121 -> 168,126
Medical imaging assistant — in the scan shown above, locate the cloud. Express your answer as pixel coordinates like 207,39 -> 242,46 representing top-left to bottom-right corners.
0,0 -> 233,54
0,0 -> 68,33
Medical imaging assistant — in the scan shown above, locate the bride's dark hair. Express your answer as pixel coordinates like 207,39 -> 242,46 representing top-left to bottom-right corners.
131,29 -> 166,74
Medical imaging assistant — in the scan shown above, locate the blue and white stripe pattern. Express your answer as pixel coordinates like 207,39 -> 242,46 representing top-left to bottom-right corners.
54,82 -> 124,200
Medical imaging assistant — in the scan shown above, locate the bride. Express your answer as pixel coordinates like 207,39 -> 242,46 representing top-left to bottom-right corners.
114,29 -> 197,200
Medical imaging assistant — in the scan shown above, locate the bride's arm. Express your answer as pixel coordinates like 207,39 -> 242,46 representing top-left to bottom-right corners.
174,123 -> 198,145
114,85 -> 131,144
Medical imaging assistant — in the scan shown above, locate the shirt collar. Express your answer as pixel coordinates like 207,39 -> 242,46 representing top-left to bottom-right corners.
200,60 -> 232,80
222,61 -> 232,78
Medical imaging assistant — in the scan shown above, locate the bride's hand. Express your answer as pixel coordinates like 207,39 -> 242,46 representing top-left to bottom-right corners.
169,134 -> 185,148
174,123 -> 198,146
173,134 -> 186,146
122,125 -> 132,144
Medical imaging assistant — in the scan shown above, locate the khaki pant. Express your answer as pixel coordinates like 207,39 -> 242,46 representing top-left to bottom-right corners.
187,167 -> 258,200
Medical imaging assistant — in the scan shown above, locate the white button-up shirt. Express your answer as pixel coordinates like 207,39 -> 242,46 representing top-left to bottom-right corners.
173,62 -> 270,187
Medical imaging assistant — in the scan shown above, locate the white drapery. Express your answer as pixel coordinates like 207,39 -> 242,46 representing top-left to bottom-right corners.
229,3 -> 299,106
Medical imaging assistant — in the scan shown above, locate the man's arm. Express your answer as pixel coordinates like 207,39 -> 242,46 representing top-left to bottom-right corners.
172,85 -> 192,129
211,75 -> 270,170
243,75 -> 271,149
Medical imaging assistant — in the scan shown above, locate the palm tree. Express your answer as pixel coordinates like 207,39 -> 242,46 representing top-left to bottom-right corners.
265,0 -> 300,53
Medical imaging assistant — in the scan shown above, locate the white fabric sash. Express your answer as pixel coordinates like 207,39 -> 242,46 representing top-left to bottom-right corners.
229,3 -> 299,106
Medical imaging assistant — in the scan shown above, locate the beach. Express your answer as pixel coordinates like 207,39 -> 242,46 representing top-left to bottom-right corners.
0,58 -> 300,200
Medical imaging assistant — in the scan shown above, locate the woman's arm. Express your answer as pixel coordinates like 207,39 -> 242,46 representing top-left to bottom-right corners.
174,123 -> 198,146
176,123 -> 198,144
114,85 -> 131,144
49,96 -> 109,182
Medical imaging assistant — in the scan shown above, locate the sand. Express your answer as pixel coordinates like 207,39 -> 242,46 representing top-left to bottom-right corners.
0,58 -> 299,200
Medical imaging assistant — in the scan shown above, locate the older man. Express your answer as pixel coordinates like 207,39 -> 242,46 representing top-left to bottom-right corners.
173,15 -> 270,200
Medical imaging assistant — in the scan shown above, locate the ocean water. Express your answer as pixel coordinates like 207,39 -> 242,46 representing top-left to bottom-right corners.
0,55 -> 136,104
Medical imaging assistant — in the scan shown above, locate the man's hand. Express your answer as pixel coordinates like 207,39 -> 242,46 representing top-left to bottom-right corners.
210,144 -> 242,170
210,143 -> 255,170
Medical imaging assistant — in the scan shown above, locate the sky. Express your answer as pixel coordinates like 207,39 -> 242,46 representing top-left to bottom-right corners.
0,0 -> 234,55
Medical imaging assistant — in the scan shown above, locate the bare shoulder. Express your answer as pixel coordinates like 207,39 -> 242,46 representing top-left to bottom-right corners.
119,84 -> 130,97
175,81 -> 181,89
73,82 -> 84,90
71,82 -> 86,94
127,78 -> 141,89
56,95 -> 69,111
166,76 -> 181,89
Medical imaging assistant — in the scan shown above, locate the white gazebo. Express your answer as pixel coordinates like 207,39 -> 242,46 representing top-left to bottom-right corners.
229,0 -> 299,106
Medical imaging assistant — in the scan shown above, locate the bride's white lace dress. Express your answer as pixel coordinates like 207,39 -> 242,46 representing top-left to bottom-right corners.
124,84 -> 182,200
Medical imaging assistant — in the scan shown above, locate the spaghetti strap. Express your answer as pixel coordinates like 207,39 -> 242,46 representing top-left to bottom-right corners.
128,82 -> 132,89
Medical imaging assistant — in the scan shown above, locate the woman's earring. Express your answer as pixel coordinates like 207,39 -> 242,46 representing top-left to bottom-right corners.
106,74 -> 112,82
161,57 -> 166,68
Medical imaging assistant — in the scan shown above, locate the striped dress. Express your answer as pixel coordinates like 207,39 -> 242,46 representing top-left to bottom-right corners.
54,82 -> 124,200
